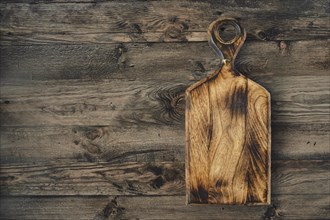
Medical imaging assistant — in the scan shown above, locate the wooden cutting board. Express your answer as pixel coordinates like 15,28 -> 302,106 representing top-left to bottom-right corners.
185,18 -> 271,205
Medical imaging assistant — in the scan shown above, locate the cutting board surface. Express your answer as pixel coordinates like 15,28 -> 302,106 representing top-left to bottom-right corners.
185,18 -> 271,205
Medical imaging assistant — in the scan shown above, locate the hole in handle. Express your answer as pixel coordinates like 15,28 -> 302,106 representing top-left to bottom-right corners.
217,20 -> 241,45
208,18 -> 246,63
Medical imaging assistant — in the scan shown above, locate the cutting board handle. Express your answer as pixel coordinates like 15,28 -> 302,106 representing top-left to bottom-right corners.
208,18 -> 246,67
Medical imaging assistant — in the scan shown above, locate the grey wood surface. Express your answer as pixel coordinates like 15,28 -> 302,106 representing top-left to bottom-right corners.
0,160 -> 329,196
0,0 -> 329,44
1,195 -> 329,220
0,0 -> 329,219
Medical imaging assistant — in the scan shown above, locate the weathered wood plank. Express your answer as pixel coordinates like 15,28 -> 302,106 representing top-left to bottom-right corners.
0,75 -> 329,126
0,1 -> 329,44
0,161 -> 328,196
272,123 -> 330,160
1,40 -> 329,83
0,162 -> 185,196
0,194 -> 329,219
0,123 -> 329,164
0,125 -> 185,164
0,160 -> 330,196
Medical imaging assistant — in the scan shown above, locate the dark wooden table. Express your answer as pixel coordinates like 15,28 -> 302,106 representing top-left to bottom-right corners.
0,1 -> 329,219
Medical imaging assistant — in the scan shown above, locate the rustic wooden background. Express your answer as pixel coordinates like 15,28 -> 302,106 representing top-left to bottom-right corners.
0,0 -> 329,219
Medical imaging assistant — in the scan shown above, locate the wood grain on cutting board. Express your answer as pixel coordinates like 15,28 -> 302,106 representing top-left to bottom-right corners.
186,18 -> 271,205
186,64 -> 271,204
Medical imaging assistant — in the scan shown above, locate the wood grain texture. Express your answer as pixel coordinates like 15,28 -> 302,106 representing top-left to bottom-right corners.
0,123 -> 328,165
186,19 -> 271,205
0,75 -> 329,127
0,161 -> 328,196
0,0 -> 329,218
0,194 -> 329,220
0,0 -> 329,45
1,40 -> 329,82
